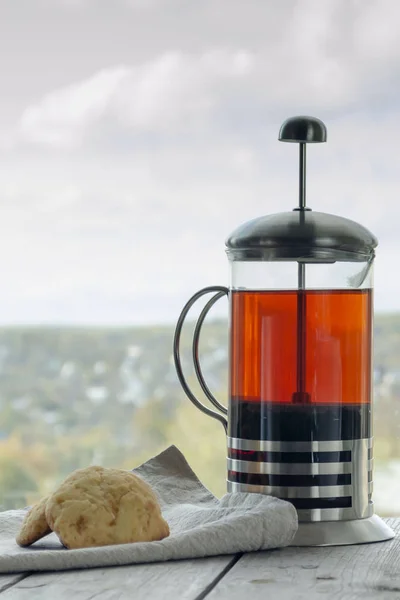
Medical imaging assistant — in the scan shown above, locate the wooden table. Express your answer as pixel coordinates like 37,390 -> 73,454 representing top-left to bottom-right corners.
0,519 -> 398,599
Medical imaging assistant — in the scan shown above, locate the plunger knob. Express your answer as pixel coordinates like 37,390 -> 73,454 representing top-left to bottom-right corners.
279,116 -> 327,144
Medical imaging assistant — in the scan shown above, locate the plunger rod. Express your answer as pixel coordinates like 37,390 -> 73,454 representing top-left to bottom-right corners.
293,143 -> 310,404
299,142 -> 306,209
296,263 -> 308,401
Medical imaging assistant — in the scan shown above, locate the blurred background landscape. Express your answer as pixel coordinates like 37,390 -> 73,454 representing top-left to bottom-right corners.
0,313 -> 399,515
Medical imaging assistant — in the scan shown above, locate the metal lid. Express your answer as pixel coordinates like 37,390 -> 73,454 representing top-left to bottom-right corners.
225,210 -> 378,262
225,116 -> 378,263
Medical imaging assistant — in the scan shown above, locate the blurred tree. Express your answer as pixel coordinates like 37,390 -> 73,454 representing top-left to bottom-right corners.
123,390 -> 227,498
0,456 -> 38,510
163,398 -> 227,498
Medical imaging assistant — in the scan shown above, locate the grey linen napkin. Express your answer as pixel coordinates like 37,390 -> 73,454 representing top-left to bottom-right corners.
0,445 -> 298,573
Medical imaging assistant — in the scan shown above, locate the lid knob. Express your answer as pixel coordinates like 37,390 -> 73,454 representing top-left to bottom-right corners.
279,116 -> 327,144
278,115 -> 327,211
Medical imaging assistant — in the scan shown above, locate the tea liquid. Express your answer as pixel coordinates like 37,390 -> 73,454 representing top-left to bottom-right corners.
229,289 -> 372,441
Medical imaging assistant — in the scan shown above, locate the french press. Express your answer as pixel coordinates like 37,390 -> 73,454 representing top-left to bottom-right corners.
173,116 -> 395,546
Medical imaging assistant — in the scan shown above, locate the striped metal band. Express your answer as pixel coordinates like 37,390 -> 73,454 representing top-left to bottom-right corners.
296,504 -> 374,522
227,458 -> 373,475
227,437 -> 373,522
227,480 -> 373,499
227,436 -> 373,453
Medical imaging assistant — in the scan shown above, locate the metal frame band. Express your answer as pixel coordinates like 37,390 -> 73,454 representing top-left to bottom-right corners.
227,458 -> 373,475
227,481 -> 373,499
227,436 -> 373,453
296,504 -> 374,522
227,437 -> 373,522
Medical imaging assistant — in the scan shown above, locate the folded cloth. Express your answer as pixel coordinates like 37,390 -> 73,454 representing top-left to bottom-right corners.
0,445 -> 298,573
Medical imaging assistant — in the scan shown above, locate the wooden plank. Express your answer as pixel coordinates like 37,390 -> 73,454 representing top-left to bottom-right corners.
208,519 -> 400,599
0,555 -> 236,600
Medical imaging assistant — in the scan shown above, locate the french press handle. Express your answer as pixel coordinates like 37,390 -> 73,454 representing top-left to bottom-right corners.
173,286 -> 229,432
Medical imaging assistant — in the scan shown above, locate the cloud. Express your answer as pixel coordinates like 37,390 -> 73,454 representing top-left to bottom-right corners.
19,67 -> 129,149
18,50 -> 254,148
15,0 -> 400,153
1,118 -> 399,326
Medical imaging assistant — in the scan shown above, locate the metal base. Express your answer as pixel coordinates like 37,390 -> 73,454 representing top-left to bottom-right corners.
290,514 -> 395,547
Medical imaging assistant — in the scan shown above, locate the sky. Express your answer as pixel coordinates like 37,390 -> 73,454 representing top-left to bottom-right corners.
0,0 -> 400,324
